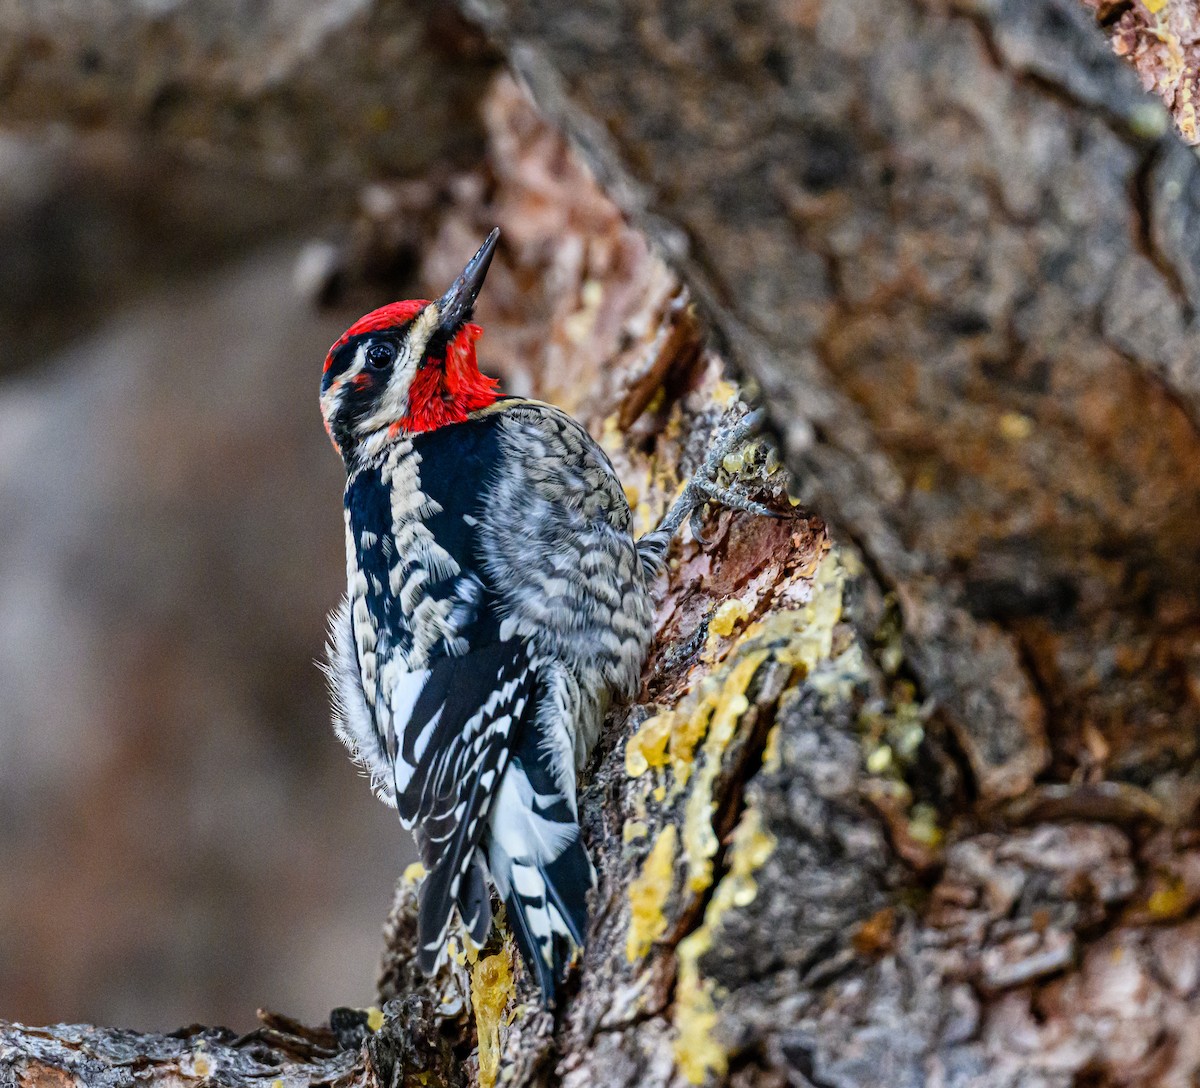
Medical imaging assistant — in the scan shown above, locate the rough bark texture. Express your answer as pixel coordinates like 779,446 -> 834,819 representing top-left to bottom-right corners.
0,0 -> 493,183
5,0 -> 1200,1086
445,0 -> 1200,1083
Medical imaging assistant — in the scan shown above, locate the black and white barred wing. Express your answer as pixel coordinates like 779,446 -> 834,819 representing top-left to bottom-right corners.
386,635 -> 541,970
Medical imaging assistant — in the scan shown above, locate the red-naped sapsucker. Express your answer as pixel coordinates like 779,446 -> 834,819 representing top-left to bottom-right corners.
320,229 -> 771,1003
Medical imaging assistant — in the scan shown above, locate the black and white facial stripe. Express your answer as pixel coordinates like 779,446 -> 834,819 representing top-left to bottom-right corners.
321,306 -> 446,458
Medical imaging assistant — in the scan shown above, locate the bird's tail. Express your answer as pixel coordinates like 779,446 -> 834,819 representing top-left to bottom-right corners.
415,844 -> 494,975
486,759 -> 594,1005
498,833 -> 591,1004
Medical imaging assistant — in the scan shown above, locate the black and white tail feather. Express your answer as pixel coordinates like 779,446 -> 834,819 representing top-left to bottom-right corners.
324,585 -> 591,1005
483,714 -> 594,998
408,648 -> 593,1001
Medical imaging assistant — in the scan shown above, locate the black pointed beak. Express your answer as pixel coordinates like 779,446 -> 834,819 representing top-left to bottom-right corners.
437,228 -> 499,334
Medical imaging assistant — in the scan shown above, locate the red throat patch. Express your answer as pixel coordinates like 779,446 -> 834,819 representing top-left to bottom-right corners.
398,322 -> 500,434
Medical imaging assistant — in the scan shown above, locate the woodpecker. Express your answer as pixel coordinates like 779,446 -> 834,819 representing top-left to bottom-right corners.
320,228 -> 772,1004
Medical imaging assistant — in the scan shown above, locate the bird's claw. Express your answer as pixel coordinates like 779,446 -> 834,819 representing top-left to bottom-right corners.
697,408 -> 766,479
690,476 -> 779,520
688,501 -> 712,547
682,408 -> 784,549
646,407 -> 780,552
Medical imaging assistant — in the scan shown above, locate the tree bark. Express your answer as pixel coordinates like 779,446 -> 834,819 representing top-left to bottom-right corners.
7,1 -> 1200,1086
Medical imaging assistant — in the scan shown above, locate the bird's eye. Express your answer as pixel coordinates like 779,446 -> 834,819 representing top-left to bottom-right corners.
366,342 -> 397,370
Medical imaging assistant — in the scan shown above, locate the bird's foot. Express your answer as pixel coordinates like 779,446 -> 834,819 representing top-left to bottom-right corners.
652,408 -> 783,550
695,408 -> 768,481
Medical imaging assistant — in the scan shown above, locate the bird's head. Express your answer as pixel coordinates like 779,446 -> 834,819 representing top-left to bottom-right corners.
320,228 -> 502,462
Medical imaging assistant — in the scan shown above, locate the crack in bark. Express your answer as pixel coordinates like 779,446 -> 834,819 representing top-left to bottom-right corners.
1130,141 -> 1197,322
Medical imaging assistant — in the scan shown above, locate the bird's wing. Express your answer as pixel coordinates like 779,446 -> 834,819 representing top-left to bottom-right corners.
478,402 -> 654,763
343,405 -> 651,984
398,635 -> 542,967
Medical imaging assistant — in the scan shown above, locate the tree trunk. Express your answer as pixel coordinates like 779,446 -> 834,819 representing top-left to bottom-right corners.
6,1 -> 1200,1086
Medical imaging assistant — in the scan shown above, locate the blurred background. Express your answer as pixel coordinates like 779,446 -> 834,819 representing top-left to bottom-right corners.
0,0 -> 501,1032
